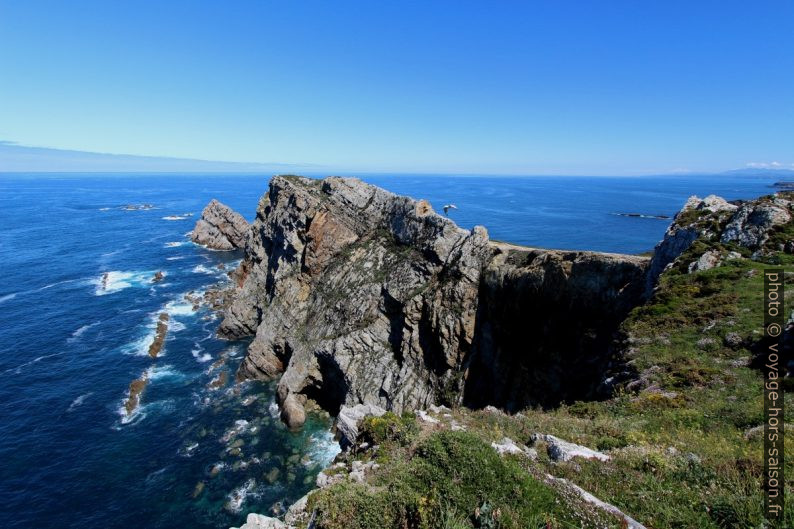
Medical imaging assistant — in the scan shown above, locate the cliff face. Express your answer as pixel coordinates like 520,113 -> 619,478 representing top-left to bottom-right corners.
221,176 -> 490,428
465,245 -> 648,411
216,175 -> 651,428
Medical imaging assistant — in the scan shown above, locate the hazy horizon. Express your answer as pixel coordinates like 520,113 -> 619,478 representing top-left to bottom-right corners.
3,141 -> 794,178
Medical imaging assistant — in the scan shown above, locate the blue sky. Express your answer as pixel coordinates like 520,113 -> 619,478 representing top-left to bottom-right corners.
1,1 -> 792,174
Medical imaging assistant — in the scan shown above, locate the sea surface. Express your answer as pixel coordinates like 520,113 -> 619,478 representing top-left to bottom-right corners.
0,172 -> 781,528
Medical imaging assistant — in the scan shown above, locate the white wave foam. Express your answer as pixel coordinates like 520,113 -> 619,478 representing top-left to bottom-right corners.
121,295 -> 198,356
93,270 -> 153,295
99,207 -> 112,211
146,365 -> 184,381
191,346 -> 212,363
166,256 -> 187,261
164,299 -> 197,317
191,264 -> 217,275
180,442 -> 199,457
117,398 -> 177,426
121,331 -> 156,357
0,293 -> 16,304
223,345 -> 243,359
307,429 -> 342,468
67,392 -> 94,412
225,479 -> 256,513
67,322 -> 100,343
268,400 -> 280,419
1,352 -> 65,374
164,241 -> 186,247
221,419 -> 250,443
39,278 -> 81,291
162,213 -> 193,221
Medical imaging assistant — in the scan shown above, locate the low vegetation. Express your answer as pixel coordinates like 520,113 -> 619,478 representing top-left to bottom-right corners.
292,196 -> 794,529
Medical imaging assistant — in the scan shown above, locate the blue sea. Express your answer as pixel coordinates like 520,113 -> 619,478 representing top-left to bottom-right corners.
0,172 -> 781,529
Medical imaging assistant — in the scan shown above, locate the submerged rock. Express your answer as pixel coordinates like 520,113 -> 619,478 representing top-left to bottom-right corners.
191,199 -> 250,250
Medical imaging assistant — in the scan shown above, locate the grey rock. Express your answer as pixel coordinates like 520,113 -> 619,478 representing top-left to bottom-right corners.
335,403 -> 386,448
696,337 -> 716,350
491,437 -> 537,459
230,513 -> 288,529
280,393 -> 306,430
218,176 -> 649,426
284,494 -> 310,525
416,409 -> 440,424
724,332 -> 743,348
532,433 -> 610,462
544,474 -> 647,529
191,199 -> 250,250
721,202 -> 791,249
688,249 -> 721,273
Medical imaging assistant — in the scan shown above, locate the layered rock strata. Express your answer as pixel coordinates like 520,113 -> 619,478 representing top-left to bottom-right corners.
213,175 -> 650,428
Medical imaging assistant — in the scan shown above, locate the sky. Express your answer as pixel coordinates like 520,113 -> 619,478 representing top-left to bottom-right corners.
1,1 -> 792,175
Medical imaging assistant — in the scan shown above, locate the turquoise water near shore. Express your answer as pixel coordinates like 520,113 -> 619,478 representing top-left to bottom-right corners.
0,172 -> 780,528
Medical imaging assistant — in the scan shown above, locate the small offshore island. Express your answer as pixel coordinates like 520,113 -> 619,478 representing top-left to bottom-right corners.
184,175 -> 792,529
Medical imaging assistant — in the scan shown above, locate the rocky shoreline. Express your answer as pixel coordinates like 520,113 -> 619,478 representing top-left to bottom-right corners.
186,177 -> 793,528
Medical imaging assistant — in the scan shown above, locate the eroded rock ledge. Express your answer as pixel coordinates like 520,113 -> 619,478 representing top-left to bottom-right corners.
212,175 -> 650,428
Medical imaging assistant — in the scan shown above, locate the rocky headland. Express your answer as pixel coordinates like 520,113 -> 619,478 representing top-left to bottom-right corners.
190,178 -> 793,529
196,175 -> 650,430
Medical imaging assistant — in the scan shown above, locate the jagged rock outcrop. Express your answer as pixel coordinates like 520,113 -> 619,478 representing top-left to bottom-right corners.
720,197 -> 791,249
644,194 -> 736,295
223,175 -> 490,428
190,199 -> 250,250
644,191 -> 793,296
215,175 -> 651,428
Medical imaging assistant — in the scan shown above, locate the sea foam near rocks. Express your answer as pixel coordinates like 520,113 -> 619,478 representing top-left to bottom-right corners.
93,270 -> 153,295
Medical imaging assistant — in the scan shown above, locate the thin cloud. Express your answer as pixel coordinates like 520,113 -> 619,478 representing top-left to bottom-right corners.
745,161 -> 794,169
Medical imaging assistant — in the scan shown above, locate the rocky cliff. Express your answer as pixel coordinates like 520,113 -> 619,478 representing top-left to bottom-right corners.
191,199 -> 250,250
214,175 -> 650,428
644,192 -> 793,296
465,244 -> 648,411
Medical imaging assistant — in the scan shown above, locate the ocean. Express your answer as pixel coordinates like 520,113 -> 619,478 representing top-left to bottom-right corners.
0,172 -> 781,528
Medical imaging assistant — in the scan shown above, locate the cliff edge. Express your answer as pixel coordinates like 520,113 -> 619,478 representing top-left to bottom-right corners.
214,175 -> 650,429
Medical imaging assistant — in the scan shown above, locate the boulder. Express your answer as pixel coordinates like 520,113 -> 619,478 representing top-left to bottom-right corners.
491,437 -> 537,459
280,393 -> 306,430
532,433 -> 610,462
687,249 -> 721,273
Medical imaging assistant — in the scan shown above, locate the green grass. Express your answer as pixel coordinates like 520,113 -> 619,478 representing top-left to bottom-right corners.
308,430 -> 589,529
297,195 -> 794,529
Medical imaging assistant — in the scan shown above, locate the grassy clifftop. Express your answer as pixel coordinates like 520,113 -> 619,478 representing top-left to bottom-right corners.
257,192 -> 794,529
